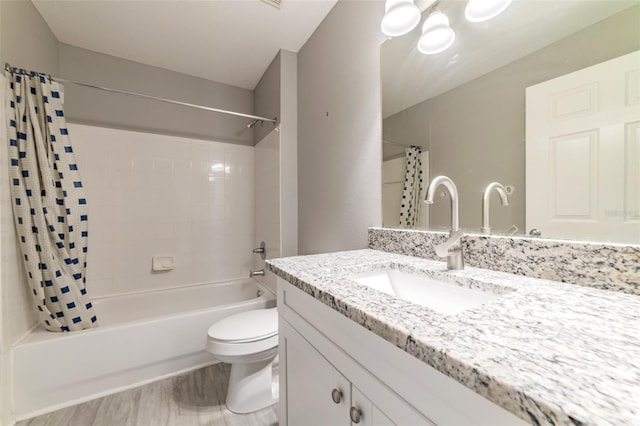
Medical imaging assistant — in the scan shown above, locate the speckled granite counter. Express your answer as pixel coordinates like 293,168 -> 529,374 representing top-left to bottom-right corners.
267,249 -> 640,426
368,228 -> 640,295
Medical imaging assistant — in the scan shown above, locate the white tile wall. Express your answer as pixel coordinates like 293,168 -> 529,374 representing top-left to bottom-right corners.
70,124 -> 255,298
1,73 -> 34,425
253,129 -> 281,294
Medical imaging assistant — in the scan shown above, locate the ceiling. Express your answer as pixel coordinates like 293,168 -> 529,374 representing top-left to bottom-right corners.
382,0 -> 638,118
32,0 -> 338,90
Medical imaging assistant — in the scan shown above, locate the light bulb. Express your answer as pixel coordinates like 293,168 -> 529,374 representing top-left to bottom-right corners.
418,10 -> 455,55
465,0 -> 512,23
381,0 -> 421,37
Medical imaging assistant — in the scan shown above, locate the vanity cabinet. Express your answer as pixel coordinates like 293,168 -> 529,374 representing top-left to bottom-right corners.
282,318 -> 423,425
277,278 -> 527,426
283,318 -> 349,424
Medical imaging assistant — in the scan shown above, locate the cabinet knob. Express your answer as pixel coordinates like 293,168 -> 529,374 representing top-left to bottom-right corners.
529,228 -> 542,237
349,406 -> 362,423
331,388 -> 342,404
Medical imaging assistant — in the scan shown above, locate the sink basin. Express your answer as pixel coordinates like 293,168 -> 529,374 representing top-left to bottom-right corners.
349,269 -> 502,315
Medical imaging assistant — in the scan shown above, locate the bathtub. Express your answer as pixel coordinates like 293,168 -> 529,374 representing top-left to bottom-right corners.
11,278 -> 275,420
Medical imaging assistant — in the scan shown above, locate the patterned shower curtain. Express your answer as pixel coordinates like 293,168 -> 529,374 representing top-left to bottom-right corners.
4,68 -> 98,332
399,146 -> 423,229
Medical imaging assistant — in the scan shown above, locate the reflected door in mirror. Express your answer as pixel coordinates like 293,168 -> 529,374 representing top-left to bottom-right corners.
526,50 -> 640,244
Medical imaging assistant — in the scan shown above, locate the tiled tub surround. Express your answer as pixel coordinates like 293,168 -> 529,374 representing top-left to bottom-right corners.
267,250 -> 640,426
368,228 -> 640,296
70,124 -> 255,298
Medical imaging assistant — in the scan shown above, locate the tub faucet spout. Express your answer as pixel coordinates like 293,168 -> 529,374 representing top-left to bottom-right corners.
425,176 -> 464,270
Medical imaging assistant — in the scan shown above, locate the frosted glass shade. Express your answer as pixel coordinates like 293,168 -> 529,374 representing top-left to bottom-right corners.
465,0 -> 512,22
418,11 -> 455,55
381,0 -> 421,37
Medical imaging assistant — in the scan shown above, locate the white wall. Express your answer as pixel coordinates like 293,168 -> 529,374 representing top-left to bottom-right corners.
0,73 -> 29,426
70,124 -> 255,298
297,0 -> 385,254
253,129 -> 281,294
1,93 -> 35,422
279,50 -> 298,257
382,157 -> 404,228
0,1 -> 60,421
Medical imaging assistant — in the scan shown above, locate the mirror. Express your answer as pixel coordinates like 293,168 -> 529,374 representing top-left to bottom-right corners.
381,0 -> 640,244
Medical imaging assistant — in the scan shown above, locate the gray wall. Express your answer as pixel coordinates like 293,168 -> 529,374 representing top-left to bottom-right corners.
383,6 -> 640,234
0,0 -> 59,74
298,0 -> 385,254
255,52 -> 281,142
383,100 -> 431,156
254,49 -> 298,258
58,44 -> 256,145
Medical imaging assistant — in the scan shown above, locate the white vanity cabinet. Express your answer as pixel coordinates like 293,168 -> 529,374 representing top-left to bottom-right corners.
283,318 -> 349,424
277,278 -> 528,426
281,318 -> 424,425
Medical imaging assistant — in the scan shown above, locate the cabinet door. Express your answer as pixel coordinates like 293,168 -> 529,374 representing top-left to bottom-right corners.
351,385 -> 394,426
283,320 -> 350,425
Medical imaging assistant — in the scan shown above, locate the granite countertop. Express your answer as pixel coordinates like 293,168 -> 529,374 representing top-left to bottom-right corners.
266,249 -> 640,426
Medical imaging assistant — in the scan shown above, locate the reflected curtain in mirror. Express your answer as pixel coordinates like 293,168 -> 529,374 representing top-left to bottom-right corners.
399,146 -> 423,228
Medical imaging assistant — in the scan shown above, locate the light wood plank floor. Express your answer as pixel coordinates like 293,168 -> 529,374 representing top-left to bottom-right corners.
17,364 -> 278,426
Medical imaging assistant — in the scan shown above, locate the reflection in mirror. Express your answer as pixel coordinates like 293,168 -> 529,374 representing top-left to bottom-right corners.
381,0 -> 640,244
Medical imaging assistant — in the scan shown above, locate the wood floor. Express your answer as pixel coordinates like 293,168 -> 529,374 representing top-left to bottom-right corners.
17,363 -> 278,426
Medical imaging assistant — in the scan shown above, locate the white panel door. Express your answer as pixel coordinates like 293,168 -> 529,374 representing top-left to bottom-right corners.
526,50 -> 640,243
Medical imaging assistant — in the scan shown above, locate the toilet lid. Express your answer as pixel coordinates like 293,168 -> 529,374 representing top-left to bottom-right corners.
207,308 -> 278,343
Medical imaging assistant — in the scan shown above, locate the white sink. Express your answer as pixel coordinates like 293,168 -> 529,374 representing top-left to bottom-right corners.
349,269 -> 502,315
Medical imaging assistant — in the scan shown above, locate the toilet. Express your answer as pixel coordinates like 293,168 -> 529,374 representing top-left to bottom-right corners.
206,307 -> 278,413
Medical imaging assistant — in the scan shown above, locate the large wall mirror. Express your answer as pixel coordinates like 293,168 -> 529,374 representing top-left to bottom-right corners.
381,0 -> 640,244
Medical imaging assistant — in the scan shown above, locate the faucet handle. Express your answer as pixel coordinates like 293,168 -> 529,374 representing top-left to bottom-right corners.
252,241 -> 266,260
435,229 -> 464,257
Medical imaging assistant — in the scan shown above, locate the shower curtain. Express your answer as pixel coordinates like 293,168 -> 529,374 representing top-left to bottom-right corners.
399,146 -> 423,229
4,68 -> 98,332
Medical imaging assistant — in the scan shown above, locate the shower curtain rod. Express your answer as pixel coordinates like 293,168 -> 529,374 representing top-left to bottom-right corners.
383,140 -> 422,149
4,62 -> 277,125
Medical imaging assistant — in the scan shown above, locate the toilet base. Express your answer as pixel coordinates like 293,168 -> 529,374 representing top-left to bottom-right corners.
226,357 -> 276,414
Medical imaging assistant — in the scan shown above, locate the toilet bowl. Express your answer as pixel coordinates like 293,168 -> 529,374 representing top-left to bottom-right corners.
206,307 -> 278,414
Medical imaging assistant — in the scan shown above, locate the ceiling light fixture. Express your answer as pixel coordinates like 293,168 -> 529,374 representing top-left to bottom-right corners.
464,0 -> 512,23
381,0 -> 421,37
417,7 -> 455,55
383,0 -> 510,56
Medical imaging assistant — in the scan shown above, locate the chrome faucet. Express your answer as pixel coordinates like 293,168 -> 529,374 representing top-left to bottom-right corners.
481,182 -> 509,235
249,269 -> 265,277
424,176 -> 464,270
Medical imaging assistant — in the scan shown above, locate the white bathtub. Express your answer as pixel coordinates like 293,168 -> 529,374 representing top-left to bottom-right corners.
12,279 -> 275,420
